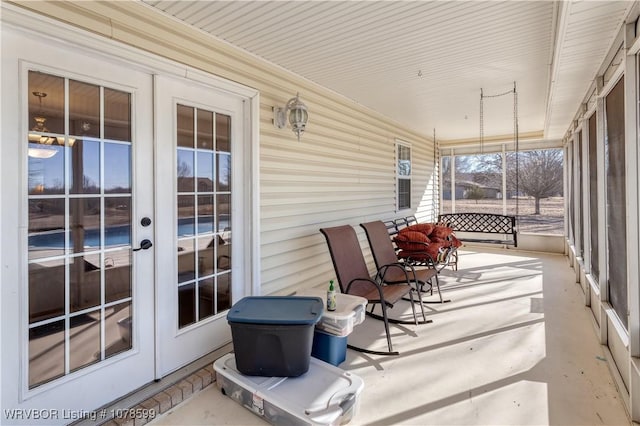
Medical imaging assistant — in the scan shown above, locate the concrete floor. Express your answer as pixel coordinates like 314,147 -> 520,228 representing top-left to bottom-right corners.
151,248 -> 629,425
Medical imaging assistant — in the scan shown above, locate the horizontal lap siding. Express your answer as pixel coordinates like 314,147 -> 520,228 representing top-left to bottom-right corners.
15,1 -> 436,295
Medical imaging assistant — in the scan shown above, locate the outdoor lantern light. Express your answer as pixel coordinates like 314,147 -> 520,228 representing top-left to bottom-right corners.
273,93 -> 308,141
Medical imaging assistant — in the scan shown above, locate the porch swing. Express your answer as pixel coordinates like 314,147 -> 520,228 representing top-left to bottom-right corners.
437,82 -> 519,247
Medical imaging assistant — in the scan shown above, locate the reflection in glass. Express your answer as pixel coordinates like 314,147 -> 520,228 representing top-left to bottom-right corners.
29,259 -> 65,323
69,198 -> 101,253
197,152 -> 214,189
177,104 -> 194,148
397,145 -> 411,175
104,88 -> 131,141
105,249 -> 132,303
70,139 -> 100,194
29,71 -> 64,135
177,149 -> 195,192
197,109 -> 214,150
26,71 -> 137,388
216,113 -> 231,152
216,231 -> 231,272
29,320 -> 65,388
69,80 -> 99,137
178,239 -> 196,283
105,302 -> 132,358
217,194 -> 230,234
70,254 -> 101,312
104,197 -> 131,248
198,237 -> 214,277
105,143 -> 131,193
216,153 -> 231,192
178,196 -> 195,237
198,195 -> 214,233
178,283 -> 196,328
70,312 -> 100,372
217,272 -> 232,312
199,278 -> 214,320
29,198 -> 65,260
28,143 -> 65,195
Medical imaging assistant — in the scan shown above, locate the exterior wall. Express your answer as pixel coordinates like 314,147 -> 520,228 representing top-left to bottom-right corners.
6,1 -> 436,296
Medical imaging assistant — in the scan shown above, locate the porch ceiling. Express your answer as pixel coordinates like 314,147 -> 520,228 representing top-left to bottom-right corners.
143,1 -> 630,143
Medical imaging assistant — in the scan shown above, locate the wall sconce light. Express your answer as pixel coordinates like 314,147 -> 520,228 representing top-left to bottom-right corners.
273,93 -> 308,141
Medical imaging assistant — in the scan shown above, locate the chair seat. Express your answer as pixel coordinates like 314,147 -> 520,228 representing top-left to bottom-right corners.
380,266 -> 437,284
349,282 -> 411,305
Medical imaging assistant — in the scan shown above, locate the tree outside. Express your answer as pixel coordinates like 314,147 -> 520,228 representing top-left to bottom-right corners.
465,185 -> 485,204
440,148 -> 565,234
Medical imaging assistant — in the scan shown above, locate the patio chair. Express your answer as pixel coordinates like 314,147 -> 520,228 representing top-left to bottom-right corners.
361,220 -> 452,304
320,225 -> 430,356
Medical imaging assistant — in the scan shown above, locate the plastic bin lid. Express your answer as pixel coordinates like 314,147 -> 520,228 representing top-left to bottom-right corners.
227,296 -> 324,325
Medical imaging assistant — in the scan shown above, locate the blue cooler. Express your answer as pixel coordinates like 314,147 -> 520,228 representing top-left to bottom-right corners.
227,296 -> 323,377
312,329 -> 348,366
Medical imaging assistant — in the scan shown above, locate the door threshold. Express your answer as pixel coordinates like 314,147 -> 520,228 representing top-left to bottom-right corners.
72,343 -> 233,426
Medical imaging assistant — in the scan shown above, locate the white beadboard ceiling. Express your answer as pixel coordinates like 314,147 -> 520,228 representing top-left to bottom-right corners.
143,0 -> 630,143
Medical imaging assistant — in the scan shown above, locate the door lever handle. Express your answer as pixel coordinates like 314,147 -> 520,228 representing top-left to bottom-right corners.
133,239 -> 153,251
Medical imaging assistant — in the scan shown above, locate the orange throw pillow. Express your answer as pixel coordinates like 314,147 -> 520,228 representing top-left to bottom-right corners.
394,230 -> 430,251
404,223 -> 435,236
430,225 -> 454,239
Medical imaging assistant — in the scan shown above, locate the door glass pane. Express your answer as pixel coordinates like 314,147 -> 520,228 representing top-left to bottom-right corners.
177,105 -> 194,148
199,278 -> 214,320
105,302 -> 132,358
29,198 -> 65,260
217,153 -> 231,192
29,320 -> 65,388
27,71 -> 134,388
217,273 -> 231,312
69,80 -> 99,138
28,142 -> 65,195
69,197 -> 101,254
105,197 -> 131,248
178,196 -> 195,237
216,113 -> 230,152
198,195 -> 214,234
28,71 -> 64,135
104,143 -> 131,193
29,259 -> 65,323
176,107 -> 233,329
106,250 -> 131,302
70,139 -> 101,194
69,253 -> 101,312
104,88 -> 131,141
178,283 -> 196,328
70,311 -> 101,372
177,150 -> 195,192
197,109 -> 213,150
178,239 -> 196,283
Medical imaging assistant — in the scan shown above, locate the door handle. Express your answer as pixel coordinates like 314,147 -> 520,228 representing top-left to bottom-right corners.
133,239 -> 153,251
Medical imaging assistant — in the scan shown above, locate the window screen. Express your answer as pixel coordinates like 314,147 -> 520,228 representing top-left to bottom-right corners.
605,77 -> 627,328
588,113 -> 599,283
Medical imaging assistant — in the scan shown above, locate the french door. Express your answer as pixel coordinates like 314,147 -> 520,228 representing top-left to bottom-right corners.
154,75 -> 247,376
3,23 -> 253,422
2,29 -> 156,420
